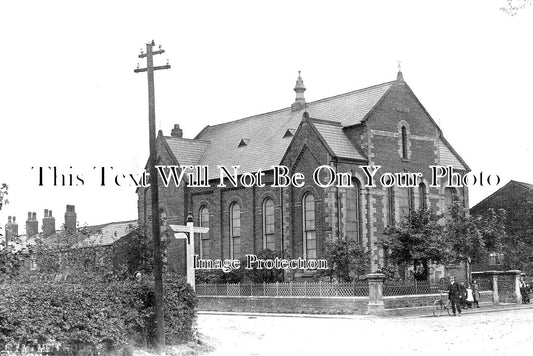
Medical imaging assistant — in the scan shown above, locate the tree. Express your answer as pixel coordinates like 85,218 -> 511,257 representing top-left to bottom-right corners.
443,202 -> 486,281
383,208 -> 446,281
243,249 -> 285,283
0,183 -> 8,242
501,0 -> 532,16
319,238 -> 369,282
474,208 -> 506,254
0,183 -> 22,281
0,183 -> 7,210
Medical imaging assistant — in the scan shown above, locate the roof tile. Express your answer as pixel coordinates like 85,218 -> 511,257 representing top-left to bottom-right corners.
196,81 -> 393,178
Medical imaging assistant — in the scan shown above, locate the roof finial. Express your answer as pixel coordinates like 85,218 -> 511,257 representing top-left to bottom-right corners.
396,60 -> 404,81
291,71 -> 306,111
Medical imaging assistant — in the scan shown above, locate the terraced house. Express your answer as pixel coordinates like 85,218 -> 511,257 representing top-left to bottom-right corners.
137,70 -> 469,280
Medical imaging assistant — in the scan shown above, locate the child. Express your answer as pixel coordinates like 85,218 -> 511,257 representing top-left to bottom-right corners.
466,284 -> 474,308
472,280 -> 481,308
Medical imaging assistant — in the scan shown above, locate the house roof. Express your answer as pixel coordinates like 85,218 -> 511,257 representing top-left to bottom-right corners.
471,180 -> 533,211
192,81 -> 393,178
309,119 -> 367,161
72,220 -> 137,247
438,138 -> 466,170
163,137 -> 210,167
513,180 -> 533,191
25,220 -> 137,249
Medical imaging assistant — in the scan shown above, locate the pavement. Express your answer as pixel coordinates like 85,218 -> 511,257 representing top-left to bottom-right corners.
198,301 -> 533,319
197,303 -> 533,355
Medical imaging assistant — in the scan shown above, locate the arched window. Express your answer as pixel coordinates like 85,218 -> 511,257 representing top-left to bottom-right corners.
262,198 -> 275,251
199,206 -> 209,259
387,187 -> 395,226
230,202 -> 241,260
444,187 -> 457,210
401,126 -> 408,159
397,187 -> 413,221
302,193 -> 316,259
345,179 -> 361,242
419,183 -> 427,210
444,187 -> 456,207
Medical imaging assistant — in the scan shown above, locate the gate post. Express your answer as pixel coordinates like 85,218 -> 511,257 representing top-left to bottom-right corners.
487,271 -> 500,305
509,270 -> 522,304
367,273 -> 386,315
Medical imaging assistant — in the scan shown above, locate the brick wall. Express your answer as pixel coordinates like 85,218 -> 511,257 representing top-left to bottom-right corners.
198,296 -> 369,314
471,181 -> 533,272
198,290 -> 494,315
384,290 -> 493,309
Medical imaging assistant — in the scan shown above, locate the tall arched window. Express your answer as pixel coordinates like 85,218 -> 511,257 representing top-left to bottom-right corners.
387,187 -> 395,226
302,193 -> 316,259
397,187 -> 413,221
345,179 -> 361,242
263,198 -> 275,251
401,126 -> 408,159
230,202 -> 241,260
419,183 -> 427,210
199,206 -> 209,259
444,187 -> 457,210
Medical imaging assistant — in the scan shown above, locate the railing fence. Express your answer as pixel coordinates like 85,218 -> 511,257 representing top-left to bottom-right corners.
196,281 -> 369,297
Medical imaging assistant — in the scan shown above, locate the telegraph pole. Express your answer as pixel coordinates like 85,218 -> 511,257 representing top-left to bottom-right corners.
134,40 -> 170,349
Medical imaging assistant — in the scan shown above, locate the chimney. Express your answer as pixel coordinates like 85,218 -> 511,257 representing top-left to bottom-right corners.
65,204 -> 77,235
171,124 -> 183,138
5,216 -> 18,241
291,71 -> 306,112
4,216 -> 19,241
42,209 -> 56,238
12,217 -> 18,237
26,212 -> 39,237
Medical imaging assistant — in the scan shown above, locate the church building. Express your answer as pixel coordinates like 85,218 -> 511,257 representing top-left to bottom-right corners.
137,70 -> 470,279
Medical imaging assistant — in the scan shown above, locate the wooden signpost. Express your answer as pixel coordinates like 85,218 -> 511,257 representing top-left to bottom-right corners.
164,213 -> 208,290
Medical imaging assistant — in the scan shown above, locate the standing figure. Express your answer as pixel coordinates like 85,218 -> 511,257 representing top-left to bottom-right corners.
520,277 -> 530,304
459,282 -> 467,309
472,280 -> 481,308
448,276 -> 462,316
466,284 -> 474,308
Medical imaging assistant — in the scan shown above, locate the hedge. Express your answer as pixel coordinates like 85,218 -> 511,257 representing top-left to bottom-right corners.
0,275 -> 197,353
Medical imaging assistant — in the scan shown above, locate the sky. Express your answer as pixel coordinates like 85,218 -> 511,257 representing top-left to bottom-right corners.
1,0 -> 532,232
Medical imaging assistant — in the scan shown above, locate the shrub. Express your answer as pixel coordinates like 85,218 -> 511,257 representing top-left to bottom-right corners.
0,275 -> 197,352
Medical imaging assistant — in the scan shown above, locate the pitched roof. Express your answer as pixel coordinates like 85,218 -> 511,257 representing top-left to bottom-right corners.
438,138 -> 466,170
163,137 -> 210,166
471,180 -> 533,211
72,220 -> 137,247
195,81 -> 393,178
25,220 -> 137,249
309,119 -> 367,161
513,180 -> 533,191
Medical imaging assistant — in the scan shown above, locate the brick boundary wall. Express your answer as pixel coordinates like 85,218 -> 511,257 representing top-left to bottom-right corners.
198,296 -> 369,314
384,291 -> 493,309
198,291 -> 494,315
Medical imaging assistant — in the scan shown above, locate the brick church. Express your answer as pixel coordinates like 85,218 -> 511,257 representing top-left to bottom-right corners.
137,70 -> 469,279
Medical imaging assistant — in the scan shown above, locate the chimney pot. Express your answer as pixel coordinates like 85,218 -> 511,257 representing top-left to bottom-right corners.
43,209 -> 56,237
171,124 -> 183,138
26,212 -> 39,237
65,204 -> 77,235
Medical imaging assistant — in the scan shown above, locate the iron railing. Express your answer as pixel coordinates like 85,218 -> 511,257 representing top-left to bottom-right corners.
196,281 -> 369,297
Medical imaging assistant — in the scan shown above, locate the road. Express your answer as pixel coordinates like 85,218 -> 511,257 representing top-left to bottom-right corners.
197,309 -> 533,356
